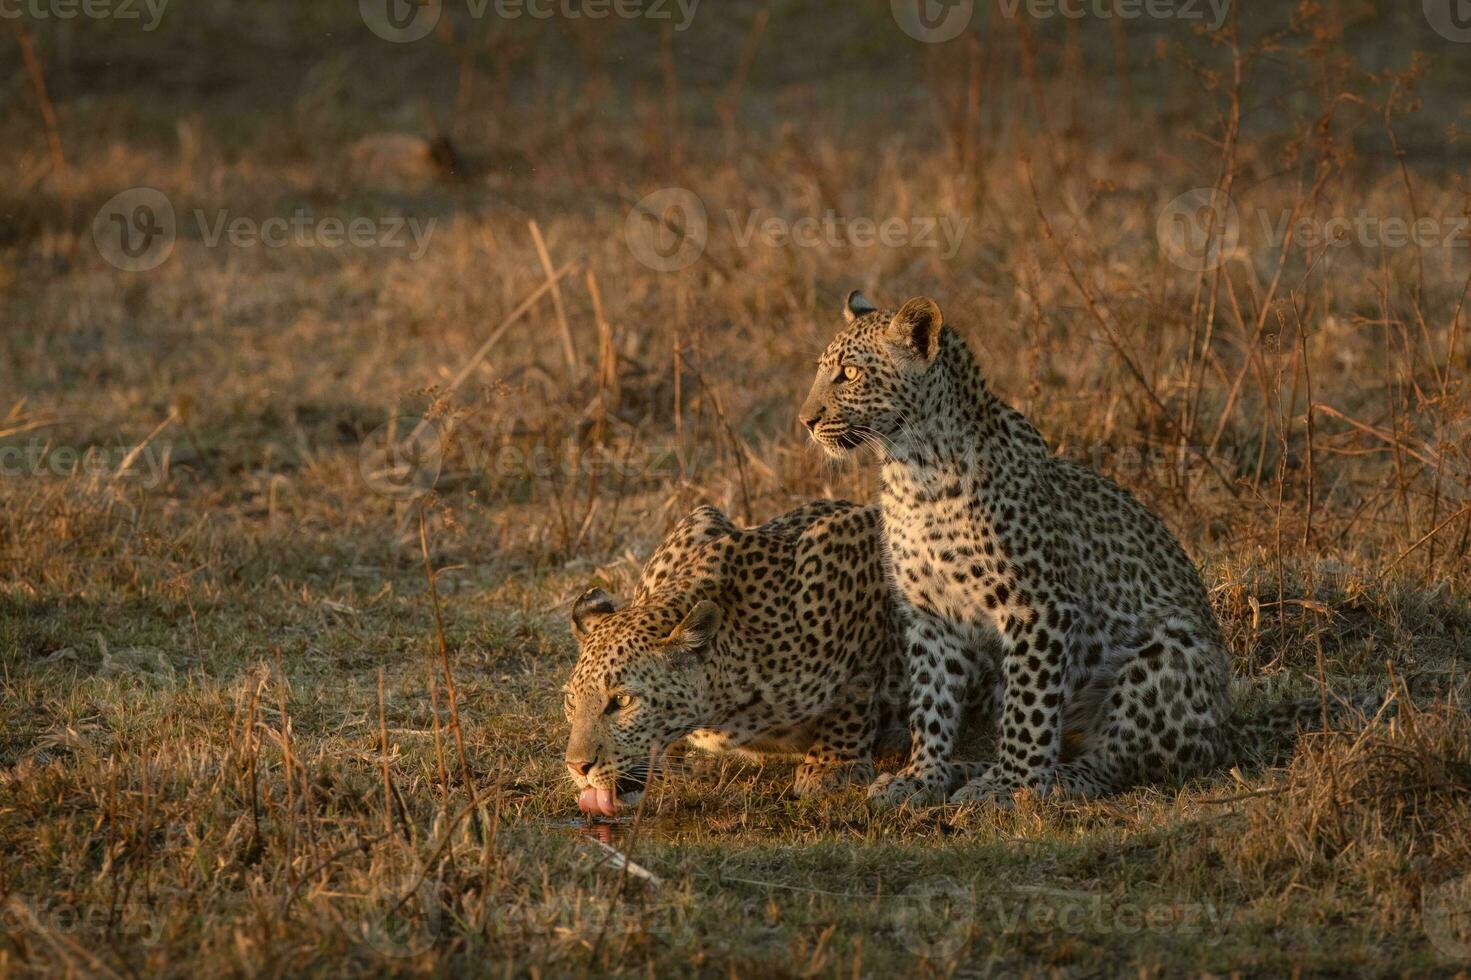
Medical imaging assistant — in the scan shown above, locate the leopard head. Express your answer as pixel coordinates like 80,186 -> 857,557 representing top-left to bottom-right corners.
562,587 -> 720,816
798,291 -> 948,459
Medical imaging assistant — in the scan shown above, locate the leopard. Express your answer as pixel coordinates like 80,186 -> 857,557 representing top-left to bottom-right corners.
798,290 -> 1347,809
562,500 -> 927,816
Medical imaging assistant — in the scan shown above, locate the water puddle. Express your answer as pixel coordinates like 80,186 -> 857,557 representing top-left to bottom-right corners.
543,811 -> 704,844
543,816 -> 632,844
541,817 -> 667,885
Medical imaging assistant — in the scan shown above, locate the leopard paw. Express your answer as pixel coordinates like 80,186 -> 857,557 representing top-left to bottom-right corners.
793,759 -> 875,798
865,765 -> 954,809
949,773 -> 1018,810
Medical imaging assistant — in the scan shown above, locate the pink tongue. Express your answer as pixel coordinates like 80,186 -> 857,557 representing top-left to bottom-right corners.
577,786 -> 619,816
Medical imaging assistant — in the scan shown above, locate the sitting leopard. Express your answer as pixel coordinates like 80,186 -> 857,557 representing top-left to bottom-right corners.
798,290 -> 1345,808
563,500 -> 927,816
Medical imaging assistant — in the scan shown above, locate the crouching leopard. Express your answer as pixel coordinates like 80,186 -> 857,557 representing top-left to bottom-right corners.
564,500 -> 932,816
800,290 -> 1326,808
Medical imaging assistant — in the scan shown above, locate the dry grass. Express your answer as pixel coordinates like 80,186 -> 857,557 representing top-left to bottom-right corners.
3,2 -> 1471,976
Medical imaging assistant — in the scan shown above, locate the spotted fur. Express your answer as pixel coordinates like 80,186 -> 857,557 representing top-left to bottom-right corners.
800,291 -> 1235,807
562,501 -> 914,809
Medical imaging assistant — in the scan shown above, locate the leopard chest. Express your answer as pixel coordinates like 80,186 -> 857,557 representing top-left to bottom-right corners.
881,470 -> 1018,632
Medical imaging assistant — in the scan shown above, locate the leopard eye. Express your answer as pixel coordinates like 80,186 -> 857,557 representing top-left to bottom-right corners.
841,365 -> 862,382
606,693 -> 635,714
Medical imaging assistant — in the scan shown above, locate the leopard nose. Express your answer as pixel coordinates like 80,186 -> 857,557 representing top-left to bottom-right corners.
800,410 -> 823,431
567,757 -> 595,778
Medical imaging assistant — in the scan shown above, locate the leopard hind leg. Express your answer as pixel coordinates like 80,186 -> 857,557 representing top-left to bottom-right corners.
1048,624 -> 1229,800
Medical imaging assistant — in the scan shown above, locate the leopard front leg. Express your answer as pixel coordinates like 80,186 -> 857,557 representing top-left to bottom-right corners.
793,694 -> 878,798
867,610 -> 977,809
952,598 -> 1073,808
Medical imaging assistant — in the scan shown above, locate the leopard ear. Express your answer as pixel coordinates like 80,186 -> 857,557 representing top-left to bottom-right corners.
571,588 -> 621,641
885,296 -> 944,365
663,600 -> 721,652
844,289 -> 877,323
